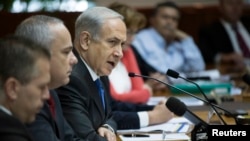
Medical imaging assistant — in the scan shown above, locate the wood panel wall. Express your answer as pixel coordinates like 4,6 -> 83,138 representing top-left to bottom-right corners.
1,4 -> 250,44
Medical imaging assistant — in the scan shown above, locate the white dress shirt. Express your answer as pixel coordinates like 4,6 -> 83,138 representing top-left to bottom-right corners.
221,19 -> 250,55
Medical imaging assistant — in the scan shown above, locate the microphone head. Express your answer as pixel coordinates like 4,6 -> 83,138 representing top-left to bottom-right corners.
242,73 -> 250,85
128,72 -> 135,77
166,97 -> 187,116
166,69 -> 179,78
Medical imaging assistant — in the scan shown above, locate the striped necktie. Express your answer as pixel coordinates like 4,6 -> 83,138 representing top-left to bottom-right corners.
232,25 -> 250,58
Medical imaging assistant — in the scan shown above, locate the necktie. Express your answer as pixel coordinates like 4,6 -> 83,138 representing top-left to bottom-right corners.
48,96 -> 56,118
95,78 -> 106,110
232,25 -> 250,58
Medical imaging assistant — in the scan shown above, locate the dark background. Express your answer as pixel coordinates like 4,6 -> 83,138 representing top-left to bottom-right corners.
1,4 -> 250,45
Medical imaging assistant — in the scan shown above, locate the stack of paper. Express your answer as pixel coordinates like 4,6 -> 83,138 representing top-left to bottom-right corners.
119,133 -> 190,141
147,96 -> 204,106
117,114 -> 193,140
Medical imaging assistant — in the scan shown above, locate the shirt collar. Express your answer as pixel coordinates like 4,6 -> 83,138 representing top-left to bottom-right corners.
220,19 -> 241,29
80,56 -> 99,81
0,105 -> 12,115
149,27 -> 170,48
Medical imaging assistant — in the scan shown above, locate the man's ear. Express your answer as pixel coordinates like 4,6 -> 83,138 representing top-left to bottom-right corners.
79,31 -> 91,50
4,77 -> 20,101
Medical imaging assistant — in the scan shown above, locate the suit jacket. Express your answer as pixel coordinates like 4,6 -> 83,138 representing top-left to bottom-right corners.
0,109 -> 33,141
56,50 -> 117,141
26,90 -> 83,141
56,50 -> 154,134
198,19 -> 250,64
131,45 -> 158,78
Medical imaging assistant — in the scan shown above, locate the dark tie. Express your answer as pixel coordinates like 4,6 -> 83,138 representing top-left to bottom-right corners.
232,25 -> 250,58
48,96 -> 56,118
95,78 -> 105,110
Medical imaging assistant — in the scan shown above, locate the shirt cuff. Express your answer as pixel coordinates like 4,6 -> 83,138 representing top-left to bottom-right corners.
215,53 -> 222,64
102,124 -> 114,133
138,111 -> 149,128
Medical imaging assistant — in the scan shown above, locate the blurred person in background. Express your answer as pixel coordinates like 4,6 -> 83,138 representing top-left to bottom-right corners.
132,1 -> 205,87
199,0 -> 250,74
108,2 -> 153,104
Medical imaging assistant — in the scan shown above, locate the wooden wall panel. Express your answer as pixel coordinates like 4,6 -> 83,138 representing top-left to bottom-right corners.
1,4 -> 250,44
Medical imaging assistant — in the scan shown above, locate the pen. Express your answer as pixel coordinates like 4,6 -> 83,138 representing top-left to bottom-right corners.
122,134 -> 149,137
176,123 -> 186,132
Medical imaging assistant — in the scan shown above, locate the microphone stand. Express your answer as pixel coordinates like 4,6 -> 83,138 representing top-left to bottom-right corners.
129,73 -> 239,125
176,75 -> 226,125
166,97 -> 208,141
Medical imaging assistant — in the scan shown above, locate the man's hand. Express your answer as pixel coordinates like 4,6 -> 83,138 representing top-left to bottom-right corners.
143,83 -> 153,96
174,29 -> 189,40
98,127 -> 116,141
218,53 -> 246,73
148,100 -> 174,125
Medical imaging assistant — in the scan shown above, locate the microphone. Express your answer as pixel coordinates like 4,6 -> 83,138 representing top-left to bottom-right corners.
166,69 -> 227,125
128,72 -> 239,125
242,73 -> 250,85
166,96 -> 208,140
166,96 -> 208,126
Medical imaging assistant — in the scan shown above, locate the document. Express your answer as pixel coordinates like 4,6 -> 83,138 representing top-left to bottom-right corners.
118,117 -> 192,140
117,117 -> 193,134
147,96 -> 204,106
119,133 -> 190,141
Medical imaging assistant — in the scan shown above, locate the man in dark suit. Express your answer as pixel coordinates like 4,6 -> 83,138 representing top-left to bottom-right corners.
0,35 -> 51,141
56,7 -> 173,141
56,7 -> 124,141
15,15 -> 85,141
199,0 -> 250,73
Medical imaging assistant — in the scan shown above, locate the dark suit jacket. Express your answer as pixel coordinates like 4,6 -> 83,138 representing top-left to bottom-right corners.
131,45 -> 158,78
0,109 -> 33,141
198,19 -> 250,64
56,51 -> 117,141
108,78 -> 154,129
56,50 -> 154,135
26,90 -> 84,141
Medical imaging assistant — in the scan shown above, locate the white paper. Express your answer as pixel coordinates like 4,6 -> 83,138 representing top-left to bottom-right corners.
147,96 -> 204,106
119,133 -> 190,141
117,117 -> 193,134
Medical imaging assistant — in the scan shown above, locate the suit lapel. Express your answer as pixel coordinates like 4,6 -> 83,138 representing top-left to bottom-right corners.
50,90 -> 64,140
43,91 -> 61,139
74,51 -> 106,117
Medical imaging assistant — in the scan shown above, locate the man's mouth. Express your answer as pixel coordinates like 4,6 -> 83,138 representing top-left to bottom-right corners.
108,61 -> 115,68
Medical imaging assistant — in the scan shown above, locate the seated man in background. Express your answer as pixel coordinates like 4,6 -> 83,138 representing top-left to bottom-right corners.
132,1 -> 205,87
0,35 -> 51,141
199,0 -> 250,74
56,7 -> 173,141
108,2 -> 152,104
15,15 -> 85,141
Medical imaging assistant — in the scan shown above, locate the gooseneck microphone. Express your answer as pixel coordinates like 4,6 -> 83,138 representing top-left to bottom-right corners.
166,69 -> 227,125
166,97 -> 208,126
128,72 -> 239,125
166,97 -> 208,141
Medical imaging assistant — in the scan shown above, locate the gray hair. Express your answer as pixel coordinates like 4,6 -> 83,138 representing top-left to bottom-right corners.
74,6 -> 124,43
15,15 -> 63,49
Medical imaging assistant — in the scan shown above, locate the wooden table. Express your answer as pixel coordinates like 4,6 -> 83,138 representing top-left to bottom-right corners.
116,75 -> 250,140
